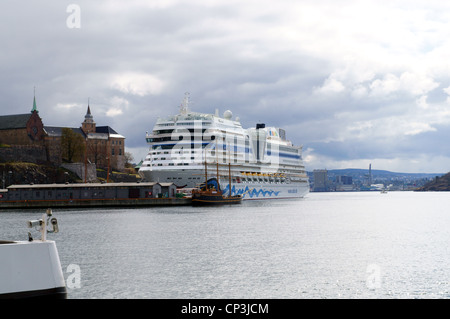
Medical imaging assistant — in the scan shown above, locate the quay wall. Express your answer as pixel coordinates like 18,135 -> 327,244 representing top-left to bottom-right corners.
0,197 -> 191,209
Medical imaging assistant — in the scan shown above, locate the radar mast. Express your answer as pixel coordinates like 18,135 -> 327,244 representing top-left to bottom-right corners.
180,92 -> 190,115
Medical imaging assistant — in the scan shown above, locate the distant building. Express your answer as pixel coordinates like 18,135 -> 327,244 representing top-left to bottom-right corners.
0,96 -> 126,171
44,126 -> 85,165
0,97 -> 48,164
366,163 -> 373,186
0,97 -> 45,146
313,169 -> 328,192
45,104 -> 125,171
336,175 -> 352,185
81,105 -> 125,171
335,175 -> 354,191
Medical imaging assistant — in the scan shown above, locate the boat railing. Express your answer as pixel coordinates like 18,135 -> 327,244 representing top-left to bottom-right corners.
27,208 -> 59,242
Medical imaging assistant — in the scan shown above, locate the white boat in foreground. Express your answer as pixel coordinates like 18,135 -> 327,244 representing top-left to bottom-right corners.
0,209 -> 66,299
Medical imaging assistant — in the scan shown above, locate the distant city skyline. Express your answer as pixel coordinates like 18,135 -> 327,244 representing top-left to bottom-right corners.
309,167 -> 440,192
1,1 -> 450,173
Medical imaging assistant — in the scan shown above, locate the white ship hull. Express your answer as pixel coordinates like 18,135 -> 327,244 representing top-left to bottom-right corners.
139,167 -> 309,200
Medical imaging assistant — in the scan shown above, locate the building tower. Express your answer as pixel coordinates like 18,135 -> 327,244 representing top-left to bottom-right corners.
81,102 -> 96,134
31,93 -> 38,113
313,169 -> 328,192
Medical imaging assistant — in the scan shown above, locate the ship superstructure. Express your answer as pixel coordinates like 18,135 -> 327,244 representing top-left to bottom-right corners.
138,93 -> 309,199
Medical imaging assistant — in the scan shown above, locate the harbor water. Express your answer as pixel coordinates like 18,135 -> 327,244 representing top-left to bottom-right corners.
1,191 -> 449,299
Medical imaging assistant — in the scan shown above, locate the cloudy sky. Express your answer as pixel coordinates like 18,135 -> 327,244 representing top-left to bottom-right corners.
1,0 -> 450,173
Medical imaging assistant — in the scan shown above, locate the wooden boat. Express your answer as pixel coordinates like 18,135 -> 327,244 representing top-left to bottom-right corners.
191,178 -> 242,205
191,150 -> 242,205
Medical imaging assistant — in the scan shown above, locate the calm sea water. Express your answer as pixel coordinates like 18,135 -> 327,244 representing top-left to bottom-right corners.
1,191 -> 449,299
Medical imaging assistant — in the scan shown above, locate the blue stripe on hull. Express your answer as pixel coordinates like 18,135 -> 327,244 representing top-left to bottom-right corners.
222,183 -> 309,199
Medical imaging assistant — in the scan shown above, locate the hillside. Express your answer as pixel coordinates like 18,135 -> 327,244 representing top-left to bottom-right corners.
415,172 -> 450,191
307,168 -> 442,181
0,162 -> 141,188
324,168 -> 442,179
0,162 -> 80,187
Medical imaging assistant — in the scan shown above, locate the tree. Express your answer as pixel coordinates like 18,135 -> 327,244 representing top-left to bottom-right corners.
87,139 -> 107,168
124,151 -> 134,168
61,128 -> 85,163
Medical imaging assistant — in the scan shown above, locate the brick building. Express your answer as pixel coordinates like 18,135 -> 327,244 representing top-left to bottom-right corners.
0,97 -> 45,146
0,97 -> 126,172
80,105 -> 125,171
0,97 -> 48,163
45,104 -> 125,171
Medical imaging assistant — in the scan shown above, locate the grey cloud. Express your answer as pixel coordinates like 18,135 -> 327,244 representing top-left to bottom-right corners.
1,1 -> 450,172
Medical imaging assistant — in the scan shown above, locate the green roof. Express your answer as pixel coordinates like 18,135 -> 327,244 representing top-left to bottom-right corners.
31,96 -> 38,113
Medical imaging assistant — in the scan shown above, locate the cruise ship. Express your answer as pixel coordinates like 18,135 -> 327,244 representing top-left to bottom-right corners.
138,93 -> 309,199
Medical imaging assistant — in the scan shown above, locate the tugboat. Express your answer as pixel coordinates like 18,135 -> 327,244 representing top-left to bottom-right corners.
191,177 -> 243,205
0,209 -> 67,299
191,155 -> 243,205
